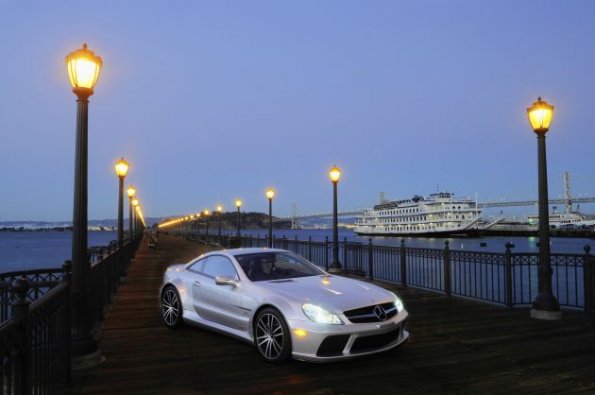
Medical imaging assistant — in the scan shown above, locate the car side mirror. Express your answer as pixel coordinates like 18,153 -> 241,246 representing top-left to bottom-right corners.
215,276 -> 239,287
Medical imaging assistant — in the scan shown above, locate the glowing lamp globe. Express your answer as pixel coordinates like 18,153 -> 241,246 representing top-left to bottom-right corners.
115,158 -> 129,178
266,188 -> 275,200
235,199 -> 243,208
329,165 -> 341,183
204,209 -> 211,216
127,185 -> 136,198
66,43 -> 103,95
217,204 -> 223,213
132,198 -> 139,207
527,97 -> 554,134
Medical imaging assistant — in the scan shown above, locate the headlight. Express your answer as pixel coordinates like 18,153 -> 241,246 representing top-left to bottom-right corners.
302,303 -> 343,325
394,296 -> 404,313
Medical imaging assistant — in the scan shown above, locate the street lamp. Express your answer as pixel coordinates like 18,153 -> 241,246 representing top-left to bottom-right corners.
235,199 -> 242,238
328,165 -> 342,273
126,185 -> 136,239
195,212 -> 201,236
115,158 -> 129,248
204,209 -> 211,241
266,188 -> 275,248
132,198 -> 139,237
216,204 -> 223,244
527,97 -> 561,320
66,43 -> 103,367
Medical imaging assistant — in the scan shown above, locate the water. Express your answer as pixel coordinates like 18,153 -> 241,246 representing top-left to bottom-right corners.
242,229 -> 593,255
1,229 -> 593,274
0,231 -> 117,273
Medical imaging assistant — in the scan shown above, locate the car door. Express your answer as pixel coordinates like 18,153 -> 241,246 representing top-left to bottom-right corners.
185,257 -> 209,316
197,255 -> 253,330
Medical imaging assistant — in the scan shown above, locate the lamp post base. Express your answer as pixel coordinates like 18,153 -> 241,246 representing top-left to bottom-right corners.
530,292 -> 561,320
72,337 -> 104,369
530,308 -> 563,321
328,262 -> 342,274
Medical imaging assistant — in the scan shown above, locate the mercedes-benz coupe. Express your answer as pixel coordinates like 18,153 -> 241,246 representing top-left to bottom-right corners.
160,248 -> 409,363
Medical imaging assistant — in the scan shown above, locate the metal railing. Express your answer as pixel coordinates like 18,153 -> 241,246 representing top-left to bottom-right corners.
201,233 -> 593,321
0,236 -> 141,394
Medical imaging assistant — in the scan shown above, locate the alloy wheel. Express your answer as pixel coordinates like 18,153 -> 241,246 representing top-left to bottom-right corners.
161,287 -> 180,327
255,313 -> 285,360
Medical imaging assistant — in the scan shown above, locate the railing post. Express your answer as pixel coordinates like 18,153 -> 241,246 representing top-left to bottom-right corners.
272,235 -> 276,249
505,242 -> 514,309
368,238 -> 374,281
343,237 -> 348,274
584,245 -> 593,323
63,260 -> 73,384
325,236 -> 329,271
308,236 -> 312,261
283,235 -> 288,250
12,277 -> 32,395
400,239 -> 407,287
444,241 -> 451,297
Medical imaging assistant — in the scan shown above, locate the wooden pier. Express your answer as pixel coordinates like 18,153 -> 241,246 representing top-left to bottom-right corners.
71,235 -> 595,394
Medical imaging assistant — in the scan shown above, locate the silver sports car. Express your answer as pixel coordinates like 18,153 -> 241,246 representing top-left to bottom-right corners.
160,248 -> 409,363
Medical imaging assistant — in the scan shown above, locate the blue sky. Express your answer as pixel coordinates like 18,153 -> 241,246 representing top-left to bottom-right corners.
1,1 -> 595,221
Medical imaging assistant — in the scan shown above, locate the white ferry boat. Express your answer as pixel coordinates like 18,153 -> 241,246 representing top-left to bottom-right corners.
354,192 -> 482,236
527,207 -> 595,229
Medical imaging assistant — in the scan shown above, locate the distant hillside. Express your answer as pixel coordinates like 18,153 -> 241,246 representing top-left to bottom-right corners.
0,212 -> 293,231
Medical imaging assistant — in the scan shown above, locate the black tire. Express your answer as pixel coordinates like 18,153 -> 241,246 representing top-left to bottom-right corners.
254,307 -> 292,363
161,285 -> 183,329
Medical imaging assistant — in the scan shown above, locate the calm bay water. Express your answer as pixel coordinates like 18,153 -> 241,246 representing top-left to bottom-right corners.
1,229 -> 593,274
235,228 -> 593,254
0,231 -> 117,273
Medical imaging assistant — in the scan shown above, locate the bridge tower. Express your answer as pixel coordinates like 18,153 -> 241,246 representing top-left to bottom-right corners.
291,203 -> 298,229
564,171 -> 572,213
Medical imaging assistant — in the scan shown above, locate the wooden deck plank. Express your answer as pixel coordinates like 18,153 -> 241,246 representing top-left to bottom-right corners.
71,235 -> 595,394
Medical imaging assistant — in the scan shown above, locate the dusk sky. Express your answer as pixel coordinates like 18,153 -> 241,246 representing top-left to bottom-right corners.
1,1 -> 595,221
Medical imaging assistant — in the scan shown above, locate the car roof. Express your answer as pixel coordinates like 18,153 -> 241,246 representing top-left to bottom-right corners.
184,248 -> 294,268
213,247 -> 288,255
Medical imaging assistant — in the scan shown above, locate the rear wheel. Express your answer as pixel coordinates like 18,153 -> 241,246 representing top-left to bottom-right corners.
161,285 -> 183,329
254,307 -> 291,363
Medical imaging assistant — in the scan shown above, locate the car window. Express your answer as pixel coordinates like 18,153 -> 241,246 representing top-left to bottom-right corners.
202,255 -> 238,280
235,252 -> 323,282
187,257 -> 208,273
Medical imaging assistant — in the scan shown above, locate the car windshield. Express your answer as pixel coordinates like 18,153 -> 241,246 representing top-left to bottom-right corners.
234,251 -> 324,282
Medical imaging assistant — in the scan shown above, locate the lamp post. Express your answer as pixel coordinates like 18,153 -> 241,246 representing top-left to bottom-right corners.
216,204 -> 223,244
136,206 -> 144,233
115,158 -> 129,248
132,198 -> 139,239
195,213 -> 201,238
266,188 -> 275,248
204,209 -> 211,242
527,97 -> 562,320
235,199 -> 242,238
126,185 -> 136,240
66,43 -> 103,367
328,165 -> 342,273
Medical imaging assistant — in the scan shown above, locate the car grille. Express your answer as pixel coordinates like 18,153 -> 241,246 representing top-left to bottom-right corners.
316,335 -> 350,357
343,302 -> 397,323
350,327 -> 402,354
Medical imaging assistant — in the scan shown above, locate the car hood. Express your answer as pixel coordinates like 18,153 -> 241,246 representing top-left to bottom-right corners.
257,275 -> 396,314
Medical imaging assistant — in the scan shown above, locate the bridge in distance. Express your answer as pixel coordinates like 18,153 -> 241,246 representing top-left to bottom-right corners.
277,196 -> 595,222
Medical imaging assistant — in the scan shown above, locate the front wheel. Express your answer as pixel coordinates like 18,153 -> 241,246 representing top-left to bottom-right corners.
254,307 -> 292,363
161,285 -> 183,329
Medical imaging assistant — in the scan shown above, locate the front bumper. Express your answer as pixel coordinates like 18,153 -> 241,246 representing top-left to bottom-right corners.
288,310 -> 409,362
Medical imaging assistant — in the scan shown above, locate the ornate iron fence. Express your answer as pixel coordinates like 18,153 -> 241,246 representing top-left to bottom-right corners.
0,237 -> 141,395
227,235 -> 593,318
